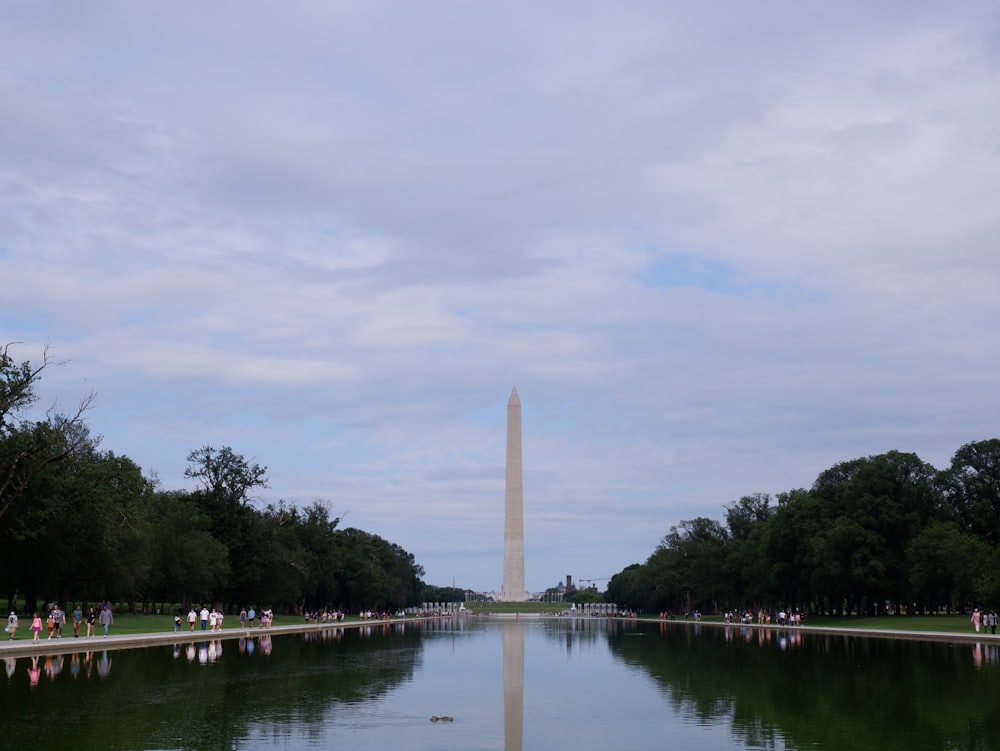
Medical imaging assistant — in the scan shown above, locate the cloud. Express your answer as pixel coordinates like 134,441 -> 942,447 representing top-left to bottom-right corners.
2,1 -> 1000,590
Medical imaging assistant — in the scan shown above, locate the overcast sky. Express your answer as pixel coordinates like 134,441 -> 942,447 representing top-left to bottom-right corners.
2,1 -> 999,594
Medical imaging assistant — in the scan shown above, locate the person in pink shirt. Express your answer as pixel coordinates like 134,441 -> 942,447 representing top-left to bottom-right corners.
971,608 -> 982,633
28,656 -> 40,687
30,613 -> 42,642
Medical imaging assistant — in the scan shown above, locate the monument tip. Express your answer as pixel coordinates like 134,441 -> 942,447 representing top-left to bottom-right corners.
509,386 -> 520,404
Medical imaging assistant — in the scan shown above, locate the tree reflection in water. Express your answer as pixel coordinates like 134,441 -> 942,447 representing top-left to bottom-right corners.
607,621 -> 1000,751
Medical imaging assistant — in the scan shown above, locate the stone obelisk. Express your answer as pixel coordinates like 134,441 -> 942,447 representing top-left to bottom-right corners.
501,386 -> 525,602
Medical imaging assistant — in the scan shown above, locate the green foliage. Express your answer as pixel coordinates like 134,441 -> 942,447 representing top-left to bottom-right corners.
605,563 -> 647,610
184,445 -> 269,603
0,351 -> 426,614
329,527 -> 425,611
940,439 -> 1000,543
144,491 -> 231,605
611,445 -> 1000,616
570,588 -> 601,604
0,343 -> 94,524
422,585 -> 465,603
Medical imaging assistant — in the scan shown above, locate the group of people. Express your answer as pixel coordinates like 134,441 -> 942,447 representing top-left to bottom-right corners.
179,605 -> 275,632
6,604 -> 114,642
240,606 -> 273,628
183,606 -> 227,632
716,609 -> 803,626
970,608 -> 999,634
303,609 -> 346,623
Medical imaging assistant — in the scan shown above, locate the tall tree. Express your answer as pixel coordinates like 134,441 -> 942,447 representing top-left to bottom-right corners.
292,501 -> 342,607
251,502 -> 310,610
723,493 -> 774,606
144,491 -> 230,608
651,517 -> 730,614
184,445 -> 268,605
939,439 -> 1000,543
605,563 -> 648,611
809,451 -> 942,613
905,520 -> 986,612
330,528 -> 424,611
0,343 -> 94,522
762,489 -> 817,609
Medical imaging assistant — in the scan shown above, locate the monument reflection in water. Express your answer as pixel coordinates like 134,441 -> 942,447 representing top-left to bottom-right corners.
502,620 -> 524,751
3,619 -> 1000,750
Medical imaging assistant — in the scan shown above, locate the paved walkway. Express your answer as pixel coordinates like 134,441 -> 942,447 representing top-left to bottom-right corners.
1,616 -> 992,658
0,618 -> 411,658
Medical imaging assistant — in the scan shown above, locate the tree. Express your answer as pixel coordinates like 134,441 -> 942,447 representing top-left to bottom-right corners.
292,501 -> 342,607
251,502 -> 311,610
330,528 -> 425,611
45,447 -> 155,608
571,588 -> 601,605
421,585 -> 465,603
652,517 -> 730,614
725,493 -> 773,541
184,445 -> 269,509
906,520 -> 987,612
760,489 -> 816,609
0,420 -> 105,611
144,491 -> 230,608
723,493 -> 774,606
606,563 -> 651,612
939,439 -> 1000,543
0,343 -> 95,522
973,549 -> 1000,607
184,445 -> 268,605
808,451 -> 942,613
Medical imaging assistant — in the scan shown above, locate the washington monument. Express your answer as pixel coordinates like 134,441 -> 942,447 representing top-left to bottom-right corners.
501,386 -> 526,602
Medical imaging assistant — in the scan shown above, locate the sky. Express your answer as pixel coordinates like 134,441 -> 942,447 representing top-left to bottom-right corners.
2,1 -> 999,595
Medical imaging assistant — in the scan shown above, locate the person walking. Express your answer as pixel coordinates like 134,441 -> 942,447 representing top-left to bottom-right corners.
99,605 -> 113,637
31,612 -> 42,642
86,607 -> 96,637
972,608 -> 982,634
188,607 -> 197,631
51,604 -> 66,638
6,611 -> 17,640
72,604 -> 83,637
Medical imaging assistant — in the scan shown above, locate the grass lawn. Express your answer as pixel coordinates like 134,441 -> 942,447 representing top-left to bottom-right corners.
4,599 -> 983,637
1,606 -> 344,637
103,612 -> 377,635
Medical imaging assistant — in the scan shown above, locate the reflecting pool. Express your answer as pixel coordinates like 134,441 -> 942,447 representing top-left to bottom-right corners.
3,618 -> 1000,750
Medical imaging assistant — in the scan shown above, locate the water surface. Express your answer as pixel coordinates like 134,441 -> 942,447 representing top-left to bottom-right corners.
3,618 -> 999,750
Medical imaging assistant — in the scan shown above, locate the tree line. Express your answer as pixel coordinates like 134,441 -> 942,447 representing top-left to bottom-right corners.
0,344 -> 428,614
606,442 -> 1000,617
